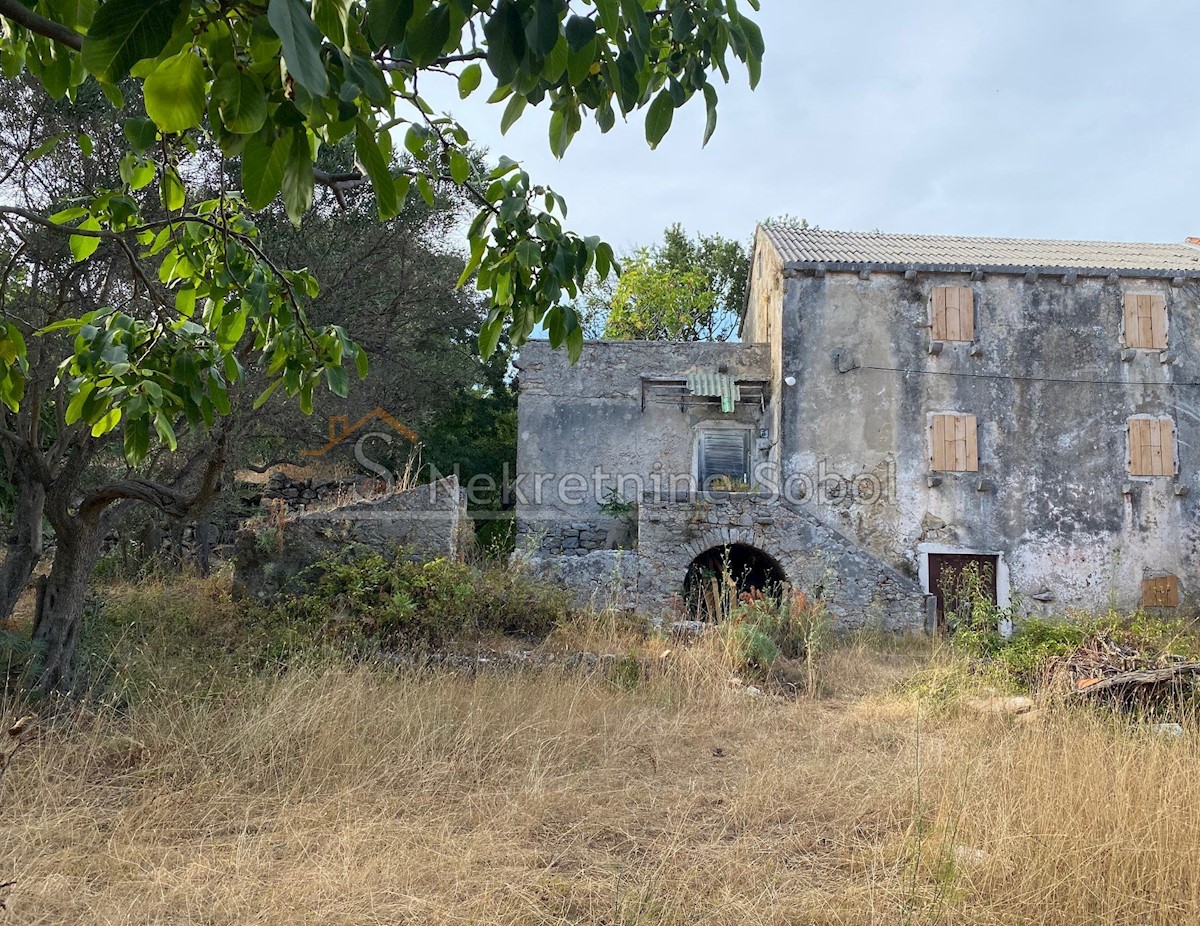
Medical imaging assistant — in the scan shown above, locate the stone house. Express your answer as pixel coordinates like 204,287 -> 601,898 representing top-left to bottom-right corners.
515,227 -> 1200,630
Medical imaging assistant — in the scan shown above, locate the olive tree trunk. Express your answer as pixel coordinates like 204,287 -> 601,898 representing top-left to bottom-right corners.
0,470 -> 44,621
30,516 -> 101,694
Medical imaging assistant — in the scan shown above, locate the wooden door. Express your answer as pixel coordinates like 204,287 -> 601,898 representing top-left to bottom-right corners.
928,553 -> 998,632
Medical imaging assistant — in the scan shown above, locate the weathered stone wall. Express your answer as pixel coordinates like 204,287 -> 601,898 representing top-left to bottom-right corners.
774,266 -> 1200,613
515,339 -> 772,554
233,476 -> 468,600
635,493 -> 926,630
527,493 -> 928,631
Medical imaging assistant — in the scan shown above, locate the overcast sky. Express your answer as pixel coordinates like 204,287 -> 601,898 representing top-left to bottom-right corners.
427,0 -> 1200,253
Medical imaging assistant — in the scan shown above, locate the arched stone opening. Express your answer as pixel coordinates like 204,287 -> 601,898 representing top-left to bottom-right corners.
683,543 -> 787,618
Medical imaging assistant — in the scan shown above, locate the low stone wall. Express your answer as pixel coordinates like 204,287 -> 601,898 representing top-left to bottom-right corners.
524,549 -> 641,610
527,492 -> 929,631
516,517 -> 634,556
233,476 -> 468,600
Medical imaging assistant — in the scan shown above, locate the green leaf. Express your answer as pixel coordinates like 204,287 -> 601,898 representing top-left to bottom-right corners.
354,123 -> 398,220
739,14 -> 765,88
253,378 -> 283,409
406,4 -> 452,67
268,0 -> 330,97
449,149 -> 470,184
367,0 -> 414,48
123,117 -> 157,152
69,217 -> 101,261
644,89 -> 674,149
548,108 -> 569,158
281,129 -> 314,224
153,411 -> 178,451
526,0 -> 560,58
593,0 -> 619,35
324,364 -> 350,397
458,62 -> 482,98
313,0 -> 352,46
483,1 -> 524,86
241,131 -> 293,209
479,313 -> 503,358
702,82 -> 718,146
81,0 -> 182,82
216,308 -> 248,350
500,93 -> 526,134
355,348 -> 369,378
160,166 -> 185,210
212,63 -> 269,134
91,406 -> 122,437
564,14 -> 596,51
144,51 -> 205,133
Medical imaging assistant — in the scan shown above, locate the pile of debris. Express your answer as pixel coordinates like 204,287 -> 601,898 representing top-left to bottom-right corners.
1042,633 -> 1200,711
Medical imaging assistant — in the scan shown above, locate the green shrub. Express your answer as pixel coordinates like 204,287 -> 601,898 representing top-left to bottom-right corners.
270,550 -> 572,653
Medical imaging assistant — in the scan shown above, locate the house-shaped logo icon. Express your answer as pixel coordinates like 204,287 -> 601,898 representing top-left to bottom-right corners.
301,408 -> 419,458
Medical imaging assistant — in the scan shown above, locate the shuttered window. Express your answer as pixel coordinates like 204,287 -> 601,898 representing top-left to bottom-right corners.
1123,294 -> 1168,349
698,429 -> 752,486
930,414 -> 979,472
1142,574 -> 1180,607
930,286 -> 975,341
1127,417 -> 1175,476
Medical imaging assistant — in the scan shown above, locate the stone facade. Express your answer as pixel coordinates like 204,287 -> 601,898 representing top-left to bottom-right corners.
233,476 -> 468,600
516,227 -> 1200,625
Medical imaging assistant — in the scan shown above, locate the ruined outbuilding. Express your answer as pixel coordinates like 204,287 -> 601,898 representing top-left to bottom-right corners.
516,227 -> 1200,627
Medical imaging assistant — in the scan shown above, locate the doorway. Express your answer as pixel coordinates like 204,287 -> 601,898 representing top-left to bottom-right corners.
926,552 -> 999,633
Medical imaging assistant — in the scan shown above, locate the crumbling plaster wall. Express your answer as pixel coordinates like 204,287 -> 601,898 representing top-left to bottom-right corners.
777,269 -> 1200,611
514,339 -> 771,553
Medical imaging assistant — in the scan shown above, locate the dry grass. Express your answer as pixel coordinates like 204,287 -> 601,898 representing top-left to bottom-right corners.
3,593 -> 1200,923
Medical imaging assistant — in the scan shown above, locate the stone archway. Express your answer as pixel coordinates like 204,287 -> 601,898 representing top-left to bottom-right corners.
683,542 -> 787,618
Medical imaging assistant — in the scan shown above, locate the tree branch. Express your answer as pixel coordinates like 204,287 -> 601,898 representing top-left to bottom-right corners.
0,0 -> 82,51
80,430 -> 228,522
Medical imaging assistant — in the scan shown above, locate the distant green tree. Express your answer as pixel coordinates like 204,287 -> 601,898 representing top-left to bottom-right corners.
597,224 -> 748,342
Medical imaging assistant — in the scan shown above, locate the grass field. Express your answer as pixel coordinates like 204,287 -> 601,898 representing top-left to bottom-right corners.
3,577 -> 1200,924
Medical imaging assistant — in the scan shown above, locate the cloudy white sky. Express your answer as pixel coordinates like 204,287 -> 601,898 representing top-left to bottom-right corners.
428,0 -> 1200,253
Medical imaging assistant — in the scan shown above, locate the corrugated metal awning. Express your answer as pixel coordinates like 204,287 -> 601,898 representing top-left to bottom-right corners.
686,373 -> 741,413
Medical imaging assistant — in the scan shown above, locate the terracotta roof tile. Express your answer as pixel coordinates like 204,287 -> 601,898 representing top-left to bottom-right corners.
761,227 -> 1200,276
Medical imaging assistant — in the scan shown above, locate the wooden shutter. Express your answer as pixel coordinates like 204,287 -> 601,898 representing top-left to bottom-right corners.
931,286 -> 975,341
930,414 -> 978,472
1128,417 -> 1175,476
698,429 -> 751,485
1142,574 -> 1180,607
1123,294 -> 1168,349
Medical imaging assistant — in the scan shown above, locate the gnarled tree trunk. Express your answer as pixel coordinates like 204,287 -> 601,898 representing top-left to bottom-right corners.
0,470 -> 44,621
31,515 -> 100,694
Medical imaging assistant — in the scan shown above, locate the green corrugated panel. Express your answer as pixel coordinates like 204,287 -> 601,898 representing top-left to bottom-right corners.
686,372 -> 741,413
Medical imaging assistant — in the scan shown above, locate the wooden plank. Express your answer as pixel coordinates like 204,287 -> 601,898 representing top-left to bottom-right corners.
1130,418 -> 1153,476
952,415 -> 967,470
1137,295 -> 1154,349
931,415 -> 946,470
1139,419 -> 1154,476
931,288 -> 947,340
1123,294 -> 1139,347
1150,419 -> 1165,476
959,287 -> 975,341
1150,295 -> 1168,349
964,415 -> 979,471
1161,419 -> 1175,475
946,287 -> 962,341
1128,419 -> 1144,475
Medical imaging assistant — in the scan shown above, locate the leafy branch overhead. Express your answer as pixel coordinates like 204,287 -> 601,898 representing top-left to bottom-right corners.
0,0 -> 764,462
